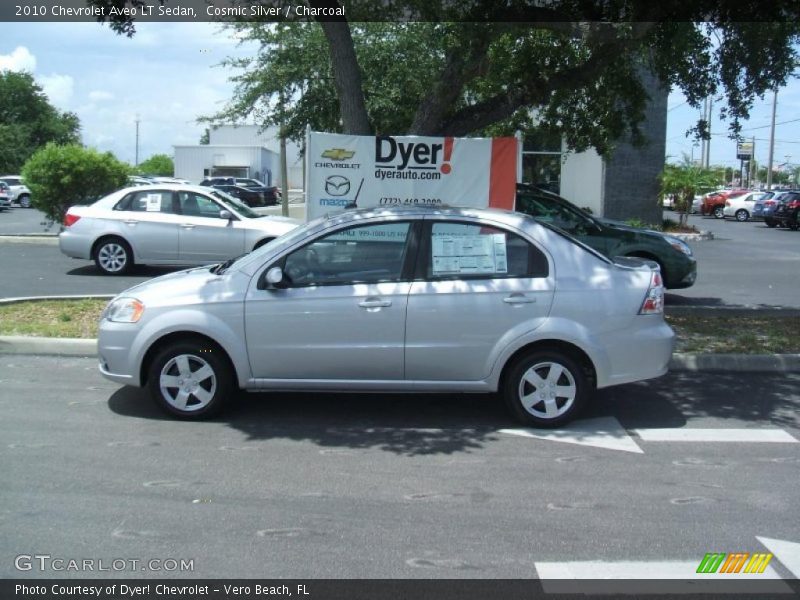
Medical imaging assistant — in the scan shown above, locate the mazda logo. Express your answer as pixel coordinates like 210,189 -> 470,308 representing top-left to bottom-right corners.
325,175 -> 350,196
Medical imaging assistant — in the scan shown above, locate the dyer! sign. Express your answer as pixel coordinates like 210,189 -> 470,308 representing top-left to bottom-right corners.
306,131 -> 518,221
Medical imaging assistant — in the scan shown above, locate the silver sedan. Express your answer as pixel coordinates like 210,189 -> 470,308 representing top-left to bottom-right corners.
97,205 -> 674,427
59,184 -> 299,274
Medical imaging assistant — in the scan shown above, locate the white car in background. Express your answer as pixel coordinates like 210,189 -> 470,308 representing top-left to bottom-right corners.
723,191 -> 767,222
0,175 -> 32,208
59,184 -> 300,275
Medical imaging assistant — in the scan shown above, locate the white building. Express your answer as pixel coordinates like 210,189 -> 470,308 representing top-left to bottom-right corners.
173,125 -> 304,187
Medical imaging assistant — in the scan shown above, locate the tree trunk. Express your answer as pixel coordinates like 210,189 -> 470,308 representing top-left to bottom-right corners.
318,21 -> 372,135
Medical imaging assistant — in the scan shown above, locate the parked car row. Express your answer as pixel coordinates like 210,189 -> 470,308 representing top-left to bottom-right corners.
199,177 -> 281,208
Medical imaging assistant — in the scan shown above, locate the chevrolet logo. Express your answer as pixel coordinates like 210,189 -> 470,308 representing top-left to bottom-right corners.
321,148 -> 355,161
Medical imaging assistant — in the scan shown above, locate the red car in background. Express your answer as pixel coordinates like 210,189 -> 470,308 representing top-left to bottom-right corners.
701,189 -> 750,219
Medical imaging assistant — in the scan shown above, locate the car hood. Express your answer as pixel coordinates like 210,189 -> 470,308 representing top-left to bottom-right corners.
246,215 -> 301,232
114,266 -> 247,308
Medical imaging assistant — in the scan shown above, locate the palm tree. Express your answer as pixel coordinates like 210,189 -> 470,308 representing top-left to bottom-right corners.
660,154 -> 724,226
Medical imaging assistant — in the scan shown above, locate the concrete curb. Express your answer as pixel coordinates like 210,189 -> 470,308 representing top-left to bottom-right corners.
0,235 -> 59,244
0,336 -> 96,357
0,294 -> 114,305
1,335 -> 798,372
667,231 -> 714,242
669,353 -> 800,372
666,305 -> 800,317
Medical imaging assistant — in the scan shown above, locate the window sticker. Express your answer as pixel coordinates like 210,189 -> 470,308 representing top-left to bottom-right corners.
146,193 -> 162,212
432,233 -> 507,275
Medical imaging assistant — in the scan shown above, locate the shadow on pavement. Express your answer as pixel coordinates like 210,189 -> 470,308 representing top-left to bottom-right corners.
66,264 -> 183,277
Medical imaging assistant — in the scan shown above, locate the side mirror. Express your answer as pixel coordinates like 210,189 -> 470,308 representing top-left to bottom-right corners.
265,266 -> 287,289
219,209 -> 233,221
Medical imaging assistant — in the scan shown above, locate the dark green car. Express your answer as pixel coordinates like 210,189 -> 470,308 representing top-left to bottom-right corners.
516,185 -> 697,289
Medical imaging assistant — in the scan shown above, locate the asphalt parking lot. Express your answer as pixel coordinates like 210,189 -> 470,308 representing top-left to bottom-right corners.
1,206 -> 798,307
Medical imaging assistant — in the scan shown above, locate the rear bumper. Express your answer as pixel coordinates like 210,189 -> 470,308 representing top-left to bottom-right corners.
59,231 -> 92,260
599,320 -> 675,388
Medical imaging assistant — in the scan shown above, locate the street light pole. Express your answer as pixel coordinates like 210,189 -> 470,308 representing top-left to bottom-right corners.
135,114 -> 140,167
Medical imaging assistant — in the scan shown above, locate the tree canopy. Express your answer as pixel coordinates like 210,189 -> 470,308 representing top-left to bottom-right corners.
90,1 -> 799,155
136,153 -> 174,176
0,71 -> 81,173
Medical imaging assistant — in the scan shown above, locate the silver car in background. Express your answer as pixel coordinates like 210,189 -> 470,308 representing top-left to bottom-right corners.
98,205 -> 673,427
59,184 -> 300,274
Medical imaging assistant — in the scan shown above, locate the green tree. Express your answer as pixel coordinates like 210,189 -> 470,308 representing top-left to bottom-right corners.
0,71 -> 81,173
136,153 -> 174,176
198,15 -> 798,152
660,156 -> 724,226
22,143 -> 130,225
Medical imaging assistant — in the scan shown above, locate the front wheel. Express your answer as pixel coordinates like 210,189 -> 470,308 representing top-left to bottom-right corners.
18,194 -> 31,208
147,340 -> 234,419
735,209 -> 749,222
503,350 -> 589,428
713,206 -> 725,219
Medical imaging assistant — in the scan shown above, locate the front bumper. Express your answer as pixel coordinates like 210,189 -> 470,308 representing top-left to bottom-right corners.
97,320 -> 143,387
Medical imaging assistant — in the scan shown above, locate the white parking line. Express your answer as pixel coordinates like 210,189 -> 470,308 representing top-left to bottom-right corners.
633,428 -> 798,443
757,538 -> 800,578
500,417 -> 644,453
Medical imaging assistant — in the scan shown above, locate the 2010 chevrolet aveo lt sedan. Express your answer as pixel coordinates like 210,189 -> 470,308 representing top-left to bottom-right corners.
98,205 -> 674,427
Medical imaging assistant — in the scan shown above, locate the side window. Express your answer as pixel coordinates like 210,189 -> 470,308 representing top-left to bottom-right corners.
114,190 -> 174,213
427,222 -> 547,279
281,222 -> 412,287
178,192 -> 224,218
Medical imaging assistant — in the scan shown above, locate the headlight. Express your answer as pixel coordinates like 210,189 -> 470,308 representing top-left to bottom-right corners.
102,297 -> 145,323
663,235 -> 693,257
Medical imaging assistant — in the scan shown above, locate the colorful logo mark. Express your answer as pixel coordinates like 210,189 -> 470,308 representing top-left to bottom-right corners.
321,148 -> 355,161
696,552 -> 773,574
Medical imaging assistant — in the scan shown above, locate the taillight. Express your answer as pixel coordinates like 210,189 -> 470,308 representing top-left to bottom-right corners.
63,213 -> 81,227
766,201 -> 775,206
639,270 -> 664,315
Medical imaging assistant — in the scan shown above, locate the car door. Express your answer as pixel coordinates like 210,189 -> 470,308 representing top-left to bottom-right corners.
110,189 -> 180,260
405,218 -> 554,382
176,191 -> 246,262
244,221 -> 416,382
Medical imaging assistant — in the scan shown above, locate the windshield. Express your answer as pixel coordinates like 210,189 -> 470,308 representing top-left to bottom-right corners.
208,189 -> 260,218
516,193 -> 597,235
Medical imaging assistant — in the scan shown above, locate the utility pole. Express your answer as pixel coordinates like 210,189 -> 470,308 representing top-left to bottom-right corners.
766,89 -> 777,190
704,97 -> 713,168
280,130 -> 289,218
135,114 -> 140,167
700,97 -> 708,166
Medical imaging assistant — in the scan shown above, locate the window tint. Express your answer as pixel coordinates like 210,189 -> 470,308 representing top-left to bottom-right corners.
427,222 -> 547,279
178,192 -> 224,218
281,222 -> 412,287
115,190 -> 175,213
516,195 -> 594,235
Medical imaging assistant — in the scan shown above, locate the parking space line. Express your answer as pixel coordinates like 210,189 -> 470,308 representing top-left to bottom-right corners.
633,429 -> 798,443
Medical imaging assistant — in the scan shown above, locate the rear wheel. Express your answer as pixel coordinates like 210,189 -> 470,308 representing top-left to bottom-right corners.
735,209 -> 749,222
18,194 -> 31,208
94,237 -> 133,275
147,340 -> 234,419
765,218 -> 777,228
503,350 -> 589,428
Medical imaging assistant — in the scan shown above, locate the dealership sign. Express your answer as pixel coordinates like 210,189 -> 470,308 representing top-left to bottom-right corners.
736,141 -> 754,161
305,131 -> 519,221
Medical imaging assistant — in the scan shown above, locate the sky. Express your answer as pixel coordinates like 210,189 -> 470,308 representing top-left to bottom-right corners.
1,21 -> 798,173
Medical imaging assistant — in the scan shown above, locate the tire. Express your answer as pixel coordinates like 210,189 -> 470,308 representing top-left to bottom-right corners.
790,222 -> 799,231
93,237 -> 133,275
147,339 -> 234,419
765,219 -> 777,228
735,209 -> 749,222
18,194 -> 31,209
503,350 -> 589,428
713,205 -> 725,219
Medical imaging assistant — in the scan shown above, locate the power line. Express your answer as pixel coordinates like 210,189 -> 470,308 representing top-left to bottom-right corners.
738,117 -> 800,132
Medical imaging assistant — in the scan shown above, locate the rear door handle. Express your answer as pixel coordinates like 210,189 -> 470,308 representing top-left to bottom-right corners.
358,299 -> 392,309
181,224 -> 196,229
124,219 -> 138,226
503,294 -> 536,305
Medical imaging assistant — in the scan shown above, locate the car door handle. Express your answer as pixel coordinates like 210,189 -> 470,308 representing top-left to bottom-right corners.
181,224 -> 196,229
124,219 -> 138,226
358,299 -> 392,309
503,294 -> 536,305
